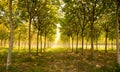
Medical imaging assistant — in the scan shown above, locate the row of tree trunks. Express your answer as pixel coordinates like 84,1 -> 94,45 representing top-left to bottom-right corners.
0,40 -> 8,48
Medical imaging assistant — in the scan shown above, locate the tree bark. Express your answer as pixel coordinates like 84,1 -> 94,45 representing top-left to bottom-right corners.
81,29 -> 84,55
36,31 -> 39,55
91,24 -> 94,59
96,40 -> 98,51
76,32 -> 78,53
116,0 -> 120,65
111,40 -> 114,51
1,39 -> 2,47
18,33 -> 21,51
90,0 -> 97,59
44,33 -> 47,52
40,34 -> 42,53
69,37 -> 70,49
28,13 -> 32,55
105,32 -> 108,53
6,0 -> 13,70
72,36 -> 74,52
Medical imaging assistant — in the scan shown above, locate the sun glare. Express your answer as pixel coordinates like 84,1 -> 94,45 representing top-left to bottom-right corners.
55,24 -> 60,43
52,24 -> 61,48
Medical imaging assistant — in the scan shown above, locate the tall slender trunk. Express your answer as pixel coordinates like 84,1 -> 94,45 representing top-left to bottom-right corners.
86,39 -> 88,50
69,37 -> 70,49
76,32 -> 78,53
116,1 -> 120,65
90,0 -> 97,59
111,40 -> 113,51
40,34 -> 42,53
105,32 -> 108,53
72,36 -> 74,52
91,22 -> 94,59
24,41 -> 26,50
36,31 -> 39,55
47,39 -> 50,48
81,29 -> 84,55
18,33 -> 21,51
6,0 -> 13,70
44,33 -> 47,52
1,39 -> 2,47
28,13 -> 32,54
96,40 -> 98,51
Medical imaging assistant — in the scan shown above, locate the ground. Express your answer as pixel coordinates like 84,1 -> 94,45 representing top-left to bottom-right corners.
0,48 -> 119,72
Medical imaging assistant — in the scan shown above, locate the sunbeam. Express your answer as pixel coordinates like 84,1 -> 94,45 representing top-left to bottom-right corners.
52,24 -> 61,48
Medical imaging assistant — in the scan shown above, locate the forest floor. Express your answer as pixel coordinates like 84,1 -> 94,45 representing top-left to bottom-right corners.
0,47 -> 120,72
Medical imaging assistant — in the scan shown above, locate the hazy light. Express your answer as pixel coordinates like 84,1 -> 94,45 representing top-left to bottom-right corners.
52,24 -> 61,48
55,24 -> 60,43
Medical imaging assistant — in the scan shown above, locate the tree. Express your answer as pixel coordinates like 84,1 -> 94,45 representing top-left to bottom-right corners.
25,0 -> 37,54
84,0 -> 113,58
6,0 -> 13,70
116,0 -> 120,65
62,0 -> 81,53
101,14 -> 115,53
15,24 -> 27,51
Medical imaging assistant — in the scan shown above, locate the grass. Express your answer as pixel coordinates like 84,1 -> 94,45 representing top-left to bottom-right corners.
0,47 -> 120,72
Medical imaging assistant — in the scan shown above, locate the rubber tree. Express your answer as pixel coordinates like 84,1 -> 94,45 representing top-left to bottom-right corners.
18,0 -> 37,54
93,23 -> 102,51
101,15 -> 115,52
116,0 -> 120,65
62,0 -> 81,53
15,24 -> 27,51
85,0 -> 111,59
6,0 -> 13,70
73,0 -> 90,55
32,0 -> 59,54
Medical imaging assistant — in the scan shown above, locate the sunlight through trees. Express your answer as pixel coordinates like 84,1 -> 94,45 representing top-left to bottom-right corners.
0,0 -> 120,71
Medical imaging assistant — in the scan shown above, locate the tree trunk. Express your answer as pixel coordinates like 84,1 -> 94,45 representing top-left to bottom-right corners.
90,22 -> 94,59
18,33 -> 21,51
72,36 -> 74,52
6,0 -> 13,70
96,40 -> 98,51
47,39 -> 49,48
86,39 -> 88,50
68,37 -> 70,51
40,34 -> 42,53
90,0 -> 97,59
24,41 -> 26,50
116,1 -> 120,65
1,39 -> 2,47
105,32 -> 108,53
76,32 -> 78,53
36,31 -> 39,55
111,40 -> 114,51
28,13 -> 32,55
44,33 -> 47,52
81,29 -> 84,55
